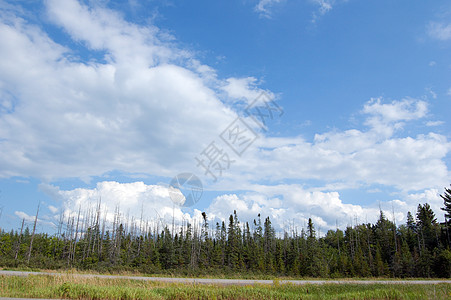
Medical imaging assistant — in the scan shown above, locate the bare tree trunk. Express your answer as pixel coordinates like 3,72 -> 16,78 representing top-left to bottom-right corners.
71,207 -> 81,265
57,209 -> 64,238
67,216 -> 74,265
92,199 -> 101,255
137,205 -> 144,256
14,218 -> 25,262
83,208 -> 91,260
27,202 -> 40,265
99,208 -> 107,258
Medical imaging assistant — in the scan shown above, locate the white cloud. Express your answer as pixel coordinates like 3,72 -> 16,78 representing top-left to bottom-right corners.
254,0 -> 342,21
255,0 -> 283,18
14,210 -> 36,222
45,0 -> 178,66
40,181 -> 387,234
362,98 -> 428,137
210,98 -> 449,192
0,0 -> 237,180
406,189 -> 445,220
48,205 -> 59,214
427,22 -> 451,41
425,120 -> 444,127
207,185 -> 449,233
41,181 -> 203,232
312,0 -> 334,15
266,133 -> 447,191
205,184 -> 413,233
1,1 -> 450,232
40,180 -> 448,235
14,210 -> 55,228
310,0 -> 343,23
363,97 -> 428,123
221,77 -> 275,105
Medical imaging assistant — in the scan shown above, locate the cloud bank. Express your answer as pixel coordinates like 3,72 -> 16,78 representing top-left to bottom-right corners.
1,0 -> 449,232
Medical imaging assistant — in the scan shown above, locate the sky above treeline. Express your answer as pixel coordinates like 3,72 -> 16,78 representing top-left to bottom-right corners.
0,0 -> 450,235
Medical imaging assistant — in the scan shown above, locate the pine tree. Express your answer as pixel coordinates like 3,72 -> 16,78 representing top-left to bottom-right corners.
307,218 -> 315,239
227,214 -> 239,269
1,205 -> 449,278
440,185 -> 451,248
440,185 -> 451,219
405,212 -> 417,251
400,239 -> 414,277
416,203 -> 439,251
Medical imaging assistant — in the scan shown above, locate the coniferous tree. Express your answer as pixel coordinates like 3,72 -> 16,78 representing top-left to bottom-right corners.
227,213 -> 239,269
1,204 -> 450,278
440,185 -> 451,219
440,185 -> 451,248
416,203 -> 439,251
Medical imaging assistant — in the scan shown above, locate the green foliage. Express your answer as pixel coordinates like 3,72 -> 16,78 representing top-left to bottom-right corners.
1,200 -> 451,278
441,185 -> 451,219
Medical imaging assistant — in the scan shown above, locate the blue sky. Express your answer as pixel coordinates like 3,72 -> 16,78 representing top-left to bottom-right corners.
0,0 -> 450,234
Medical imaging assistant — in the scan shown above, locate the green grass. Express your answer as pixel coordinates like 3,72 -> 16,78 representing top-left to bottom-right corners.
0,275 -> 450,299
3,266 -> 449,281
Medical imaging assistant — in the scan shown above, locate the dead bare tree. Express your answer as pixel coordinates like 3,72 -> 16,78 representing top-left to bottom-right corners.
99,208 -> 107,257
67,216 -> 74,265
68,207 -> 81,265
26,202 -> 40,265
14,218 -> 25,262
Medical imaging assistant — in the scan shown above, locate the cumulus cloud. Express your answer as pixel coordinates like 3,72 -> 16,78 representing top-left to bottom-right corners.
41,181 -> 437,234
1,1 -> 450,233
363,98 -> 428,122
204,184 -> 437,233
41,181 -> 205,232
210,98 -> 449,193
406,188 -> 444,217
427,22 -> 451,41
222,77 -> 272,105
0,0 -> 237,180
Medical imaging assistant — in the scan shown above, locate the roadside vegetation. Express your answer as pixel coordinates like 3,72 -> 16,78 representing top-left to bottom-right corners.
0,274 -> 450,300
0,187 -> 450,279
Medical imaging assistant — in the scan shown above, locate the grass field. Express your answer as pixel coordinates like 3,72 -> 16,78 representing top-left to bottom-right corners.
0,274 -> 450,300
2,266 -> 449,281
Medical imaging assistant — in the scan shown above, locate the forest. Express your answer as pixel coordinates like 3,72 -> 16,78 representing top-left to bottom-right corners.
0,187 -> 450,278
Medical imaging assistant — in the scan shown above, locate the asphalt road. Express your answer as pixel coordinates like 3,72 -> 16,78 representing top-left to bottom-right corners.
1,270 -> 450,286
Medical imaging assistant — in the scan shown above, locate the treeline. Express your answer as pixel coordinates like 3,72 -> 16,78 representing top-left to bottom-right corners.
1,190 -> 451,278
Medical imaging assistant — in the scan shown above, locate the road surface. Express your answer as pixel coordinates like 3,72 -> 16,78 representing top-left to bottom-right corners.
0,270 -> 450,286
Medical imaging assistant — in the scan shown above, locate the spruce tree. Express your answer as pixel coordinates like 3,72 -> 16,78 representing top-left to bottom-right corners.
416,203 -> 439,251
440,185 -> 451,219
440,186 -> 451,248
